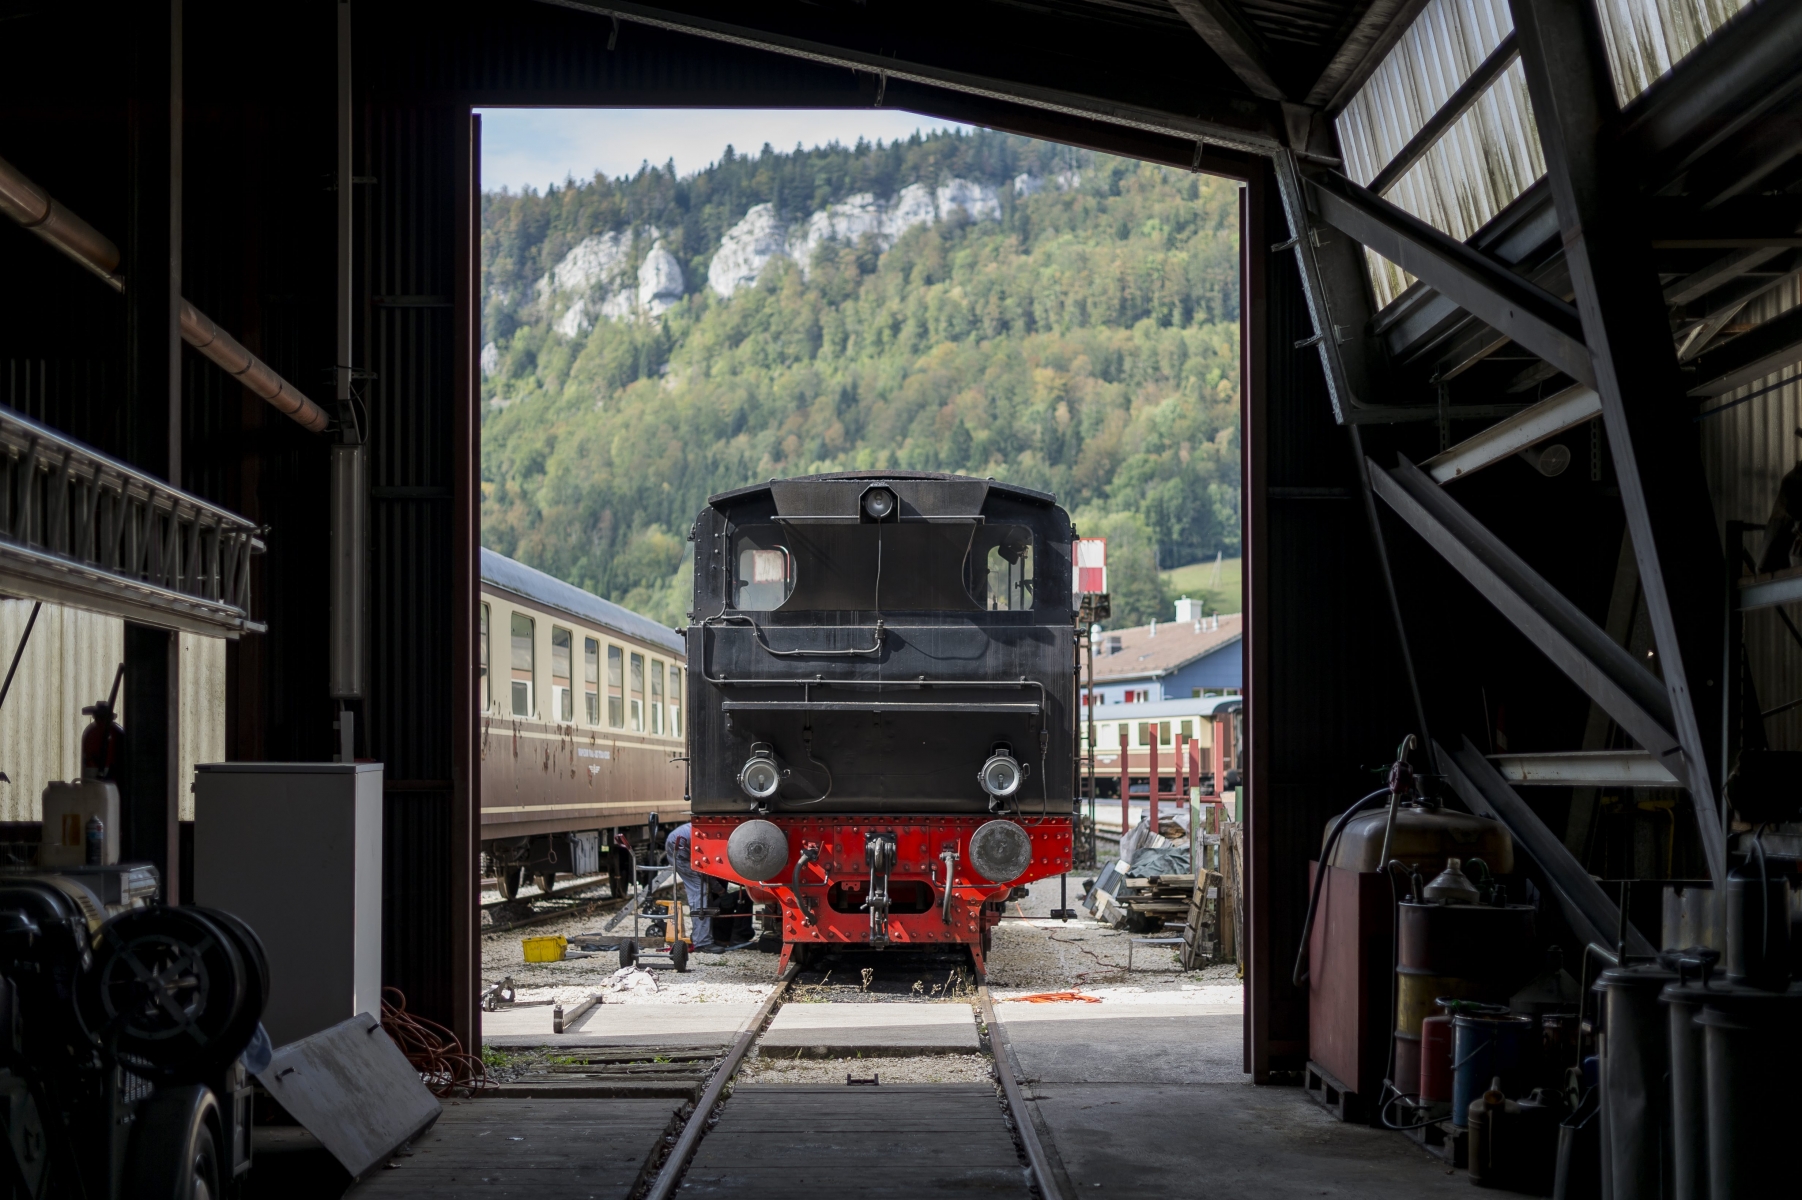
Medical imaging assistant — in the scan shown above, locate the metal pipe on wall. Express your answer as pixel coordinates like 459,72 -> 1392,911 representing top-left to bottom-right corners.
0,153 -> 330,434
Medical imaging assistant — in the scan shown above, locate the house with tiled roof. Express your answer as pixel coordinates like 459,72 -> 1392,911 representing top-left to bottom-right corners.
1084,599 -> 1242,706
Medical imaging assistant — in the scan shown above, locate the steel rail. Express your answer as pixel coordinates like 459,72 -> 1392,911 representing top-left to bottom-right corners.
978,985 -> 1066,1200
640,965 -> 799,1200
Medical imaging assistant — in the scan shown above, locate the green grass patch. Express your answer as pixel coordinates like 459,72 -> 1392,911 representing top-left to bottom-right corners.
1161,555 -> 1242,616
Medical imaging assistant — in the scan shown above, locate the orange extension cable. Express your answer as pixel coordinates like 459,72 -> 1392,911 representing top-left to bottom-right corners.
380,986 -> 495,1096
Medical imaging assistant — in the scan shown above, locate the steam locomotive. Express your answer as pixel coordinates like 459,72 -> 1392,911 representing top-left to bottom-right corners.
684,473 -> 1075,977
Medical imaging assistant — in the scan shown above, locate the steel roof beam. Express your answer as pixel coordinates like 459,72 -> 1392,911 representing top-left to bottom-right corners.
1371,454 -> 1685,784
1169,0 -> 1286,102
1488,750 -> 1679,789
1505,0 -> 1728,889
1420,384 -> 1599,483
1684,302 -> 1802,398
544,0 -> 1283,155
1613,0 -> 1802,185
1439,738 -> 1656,956
1306,170 -> 1594,388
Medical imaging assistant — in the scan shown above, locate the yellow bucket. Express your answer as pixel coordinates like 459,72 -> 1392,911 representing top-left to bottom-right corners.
522,935 -> 567,963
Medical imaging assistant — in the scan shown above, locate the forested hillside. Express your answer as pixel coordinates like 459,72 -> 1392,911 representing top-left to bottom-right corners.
480,129 -> 1240,628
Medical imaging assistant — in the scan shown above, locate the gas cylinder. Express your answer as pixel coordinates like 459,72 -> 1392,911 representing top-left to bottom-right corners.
1418,1008 -> 1455,1117
1699,983 -> 1802,1200
1595,962 -> 1680,1200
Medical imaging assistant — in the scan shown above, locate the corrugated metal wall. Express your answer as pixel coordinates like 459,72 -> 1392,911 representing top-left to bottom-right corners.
360,101 -> 465,1024
1244,168 -> 1415,1076
176,633 -> 227,819
0,603 -> 223,823
1701,276 -> 1802,751
0,601 -> 124,822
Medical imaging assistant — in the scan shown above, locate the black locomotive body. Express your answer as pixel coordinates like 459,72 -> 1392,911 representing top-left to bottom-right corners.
685,473 -> 1075,975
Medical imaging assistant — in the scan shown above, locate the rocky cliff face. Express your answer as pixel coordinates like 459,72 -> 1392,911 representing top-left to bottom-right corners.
707,178 -> 1008,297
520,174 -> 1043,331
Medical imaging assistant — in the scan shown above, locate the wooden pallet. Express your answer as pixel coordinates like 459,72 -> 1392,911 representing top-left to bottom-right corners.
1179,868 -> 1217,970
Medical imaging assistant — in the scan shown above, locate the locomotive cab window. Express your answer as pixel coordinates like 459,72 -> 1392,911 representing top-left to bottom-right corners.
734,528 -> 794,610
729,521 -> 1035,612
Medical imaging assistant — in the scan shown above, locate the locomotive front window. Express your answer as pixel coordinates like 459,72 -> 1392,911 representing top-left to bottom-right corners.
730,522 -> 1036,612
976,526 -> 1034,611
734,528 -> 794,610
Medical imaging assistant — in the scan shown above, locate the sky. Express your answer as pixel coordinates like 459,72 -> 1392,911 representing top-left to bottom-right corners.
478,108 -> 976,194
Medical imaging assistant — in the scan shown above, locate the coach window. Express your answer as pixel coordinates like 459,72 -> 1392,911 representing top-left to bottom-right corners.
584,638 -> 600,724
551,627 -> 574,723
510,612 -> 535,717
606,645 -> 624,727
479,603 -> 490,712
1160,721 -> 1171,746
630,652 -> 645,731
650,660 -> 665,735
670,666 -> 682,737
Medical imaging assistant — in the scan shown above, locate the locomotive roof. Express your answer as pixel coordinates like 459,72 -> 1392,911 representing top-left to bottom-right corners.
707,471 -> 1056,509
480,548 -> 686,657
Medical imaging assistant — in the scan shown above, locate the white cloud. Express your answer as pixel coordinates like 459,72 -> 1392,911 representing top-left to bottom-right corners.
477,108 -> 975,194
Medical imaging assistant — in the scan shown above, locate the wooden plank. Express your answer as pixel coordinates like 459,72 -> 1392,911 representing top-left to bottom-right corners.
682,1084 -> 1030,1200
348,1098 -> 680,1199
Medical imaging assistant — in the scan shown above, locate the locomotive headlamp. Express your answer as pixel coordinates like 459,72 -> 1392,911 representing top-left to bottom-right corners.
861,486 -> 896,521
738,748 -> 783,802
978,749 -> 1023,799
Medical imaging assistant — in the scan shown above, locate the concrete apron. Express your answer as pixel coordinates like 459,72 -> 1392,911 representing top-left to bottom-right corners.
996,1003 -> 1468,1199
482,1001 -> 764,1049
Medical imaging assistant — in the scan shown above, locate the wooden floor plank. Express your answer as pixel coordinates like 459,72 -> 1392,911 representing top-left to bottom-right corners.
348,1098 -> 680,1200
683,1083 -> 1031,1200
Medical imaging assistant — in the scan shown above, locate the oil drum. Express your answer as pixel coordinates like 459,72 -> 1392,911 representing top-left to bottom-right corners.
1451,1008 -> 1534,1127
1594,962 -> 1679,1200
1394,901 -> 1535,1094
1699,983 -> 1802,1200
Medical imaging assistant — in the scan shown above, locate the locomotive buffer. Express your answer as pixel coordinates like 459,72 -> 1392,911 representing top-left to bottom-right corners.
682,474 -> 1076,977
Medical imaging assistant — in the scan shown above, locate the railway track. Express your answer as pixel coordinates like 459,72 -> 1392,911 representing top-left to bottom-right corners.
630,972 -> 1063,1200
481,875 -> 628,935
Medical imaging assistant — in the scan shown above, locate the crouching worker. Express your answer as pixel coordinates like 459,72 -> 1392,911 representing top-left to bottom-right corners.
664,821 -> 719,952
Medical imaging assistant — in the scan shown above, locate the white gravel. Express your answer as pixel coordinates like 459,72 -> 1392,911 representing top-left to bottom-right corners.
480,870 -> 1242,1009
738,1054 -> 996,1085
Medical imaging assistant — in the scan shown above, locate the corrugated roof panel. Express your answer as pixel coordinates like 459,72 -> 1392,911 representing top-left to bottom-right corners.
1335,0 -> 1541,308
1595,0 -> 1751,106
1338,0 -> 1754,308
